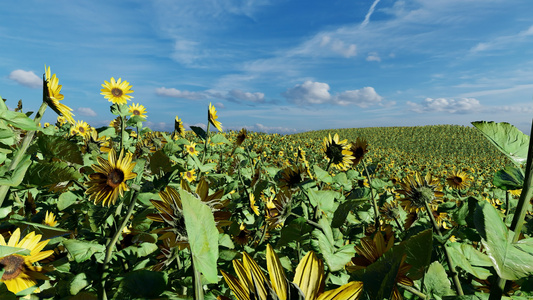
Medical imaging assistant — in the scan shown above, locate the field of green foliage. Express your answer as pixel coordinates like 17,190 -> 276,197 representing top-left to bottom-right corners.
0,67 -> 532,300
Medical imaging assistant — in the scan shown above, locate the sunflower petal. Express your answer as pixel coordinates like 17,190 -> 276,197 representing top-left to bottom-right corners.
266,244 -> 287,300
293,251 -> 324,300
221,270 -> 251,300
317,281 -> 363,300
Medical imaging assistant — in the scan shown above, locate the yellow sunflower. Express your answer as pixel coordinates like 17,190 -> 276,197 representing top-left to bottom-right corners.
349,138 -> 369,167
446,170 -> 471,190
249,194 -> 260,216
85,148 -> 137,206
147,186 -> 189,248
182,170 -> 197,183
56,116 -> 67,127
70,120 -> 91,139
44,65 -> 75,125
208,102 -> 223,132
278,164 -> 307,191
265,190 -> 292,230
221,244 -> 363,300
43,211 -> 57,227
185,142 -> 199,156
396,172 -> 443,213
0,228 -> 54,295
347,227 -> 413,300
322,134 -> 354,170
235,128 -> 248,146
174,116 -> 186,138
100,77 -> 133,105
128,103 -> 147,119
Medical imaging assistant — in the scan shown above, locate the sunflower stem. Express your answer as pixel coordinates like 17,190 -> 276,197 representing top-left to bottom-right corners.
424,201 -> 463,296
119,115 -> 126,153
398,283 -> 427,299
490,119 -> 533,300
362,159 -> 380,229
202,123 -> 211,164
0,100 -> 48,208
192,258 -> 204,300
100,189 -> 140,300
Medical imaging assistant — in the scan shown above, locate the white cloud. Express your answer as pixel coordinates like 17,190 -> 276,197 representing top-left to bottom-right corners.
227,89 -> 264,103
361,0 -> 381,28
8,70 -> 42,88
334,87 -> 383,107
470,24 -> 533,53
77,107 -> 97,117
407,97 -> 482,114
294,34 -> 357,58
155,87 -> 207,100
283,81 -> 384,107
366,52 -> 381,62
245,123 -> 298,134
283,81 -> 331,105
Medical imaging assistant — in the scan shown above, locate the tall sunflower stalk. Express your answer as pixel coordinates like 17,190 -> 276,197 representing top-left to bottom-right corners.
202,103 -> 223,164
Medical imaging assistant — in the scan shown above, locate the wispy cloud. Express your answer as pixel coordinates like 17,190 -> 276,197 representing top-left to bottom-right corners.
407,97 -> 482,114
77,107 -> 97,117
8,70 -> 41,88
155,87 -> 265,104
361,0 -> 381,28
470,25 -> 533,53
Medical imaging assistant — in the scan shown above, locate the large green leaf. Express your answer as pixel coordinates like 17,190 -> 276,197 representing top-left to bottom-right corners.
24,161 -> 82,187
399,229 -> 433,280
472,121 -> 529,167
311,229 -> 355,272
424,261 -> 455,299
446,242 -> 492,280
493,165 -> 525,190
313,165 -> 333,184
0,110 -> 41,131
35,134 -> 83,164
474,200 -> 533,280
0,154 -> 31,186
115,270 -> 168,299
190,126 -> 207,141
180,189 -> 219,283
63,240 -> 105,263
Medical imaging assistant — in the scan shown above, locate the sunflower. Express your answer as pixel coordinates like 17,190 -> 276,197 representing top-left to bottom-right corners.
322,134 -> 354,170
221,244 -> 363,300
0,228 -> 54,294
152,234 -> 181,271
70,120 -> 91,139
235,128 -> 248,146
185,142 -> 199,156
43,211 -> 57,227
349,138 -> 369,167
208,102 -> 223,132
147,186 -> 189,248
265,190 -> 292,230
128,103 -> 147,119
182,169 -> 197,182
347,227 -> 413,300
85,148 -> 137,206
56,116 -> 67,127
174,116 -> 186,138
278,164 -> 307,191
233,223 -> 252,245
379,200 -> 401,225
446,170 -> 471,190
396,172 -> 443,213
44,65 -> 75,125
100,77 -> 133,105
249,194 -> 260,216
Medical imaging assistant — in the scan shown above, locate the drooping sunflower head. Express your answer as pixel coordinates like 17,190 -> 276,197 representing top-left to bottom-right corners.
278,164 -> 307,191
446,170 -> 471,190
147,186 -> 189,247
322,133 -> 354,170
265,189 -> 292,230
174,116 -> 185,138
70,120 -> 91,139
85,148 -> 137,206
349,137 -> 369,167
235,128 -> 247,146
208,102 -> 223,132
379,200 -> 401,223
0,228 -> 54,295
44,65 -> 75,125
128,103 -> 147,119
100,77 -> 134,105
396,172 -> 443,213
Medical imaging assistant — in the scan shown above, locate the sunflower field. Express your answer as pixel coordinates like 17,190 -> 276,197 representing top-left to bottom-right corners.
0,67 -> 532,299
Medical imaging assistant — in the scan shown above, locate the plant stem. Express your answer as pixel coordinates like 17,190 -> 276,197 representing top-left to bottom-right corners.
0,101 -> 48,207
192,258 -> 204,300
362,159 -> 380,229
398,283 -> 427,299
100,190 -> 139,300
490,120 -> 533,300
424,201 -> 464,296
202,123 -> 211,164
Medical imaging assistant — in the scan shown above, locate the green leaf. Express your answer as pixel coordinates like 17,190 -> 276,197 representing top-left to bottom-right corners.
149,150 -> 172,174
446,242 -> 492,280
424,261 -> 455,299
0,154 -> 31,186
34,134 -> 83,164
332,200 -> 362,228
58,191 -> 78,211
277,217 -> 313,247
24,161 -> 82,188
69,273 -> 89,295
311,229 -> 355,272
0,206 -> 11,219
472,121 -> 529,168
211,133 -> 230,144
0,245 -> 31,258
0,110 -> 41,131
63,240 -> 105,263
115,270 -> 168,299
474,200 -> 533,280
180,189 -> 219,283
306,189 -> 338,216
333,172 -> 351,190
136,242 -> 158,258
400,229 -> 433,280
313,165 -> 333,184
493,165 -> 525,190
190,126 -> 207,140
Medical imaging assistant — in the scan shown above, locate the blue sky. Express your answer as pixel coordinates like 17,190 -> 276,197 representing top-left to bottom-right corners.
2,0 -> 533,134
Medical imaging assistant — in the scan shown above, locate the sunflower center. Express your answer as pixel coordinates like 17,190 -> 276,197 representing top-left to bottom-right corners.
111,88 -> 123,97
354,146 -> 365,158
186,171 -> 192,178
411,186 -> 435,204
452,176 -> 463,184
78,127 -> 85,133
133,109 -> 140,116
0,255 -> 25,280
107,169 -> 125,188
326,143 -> 344,164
